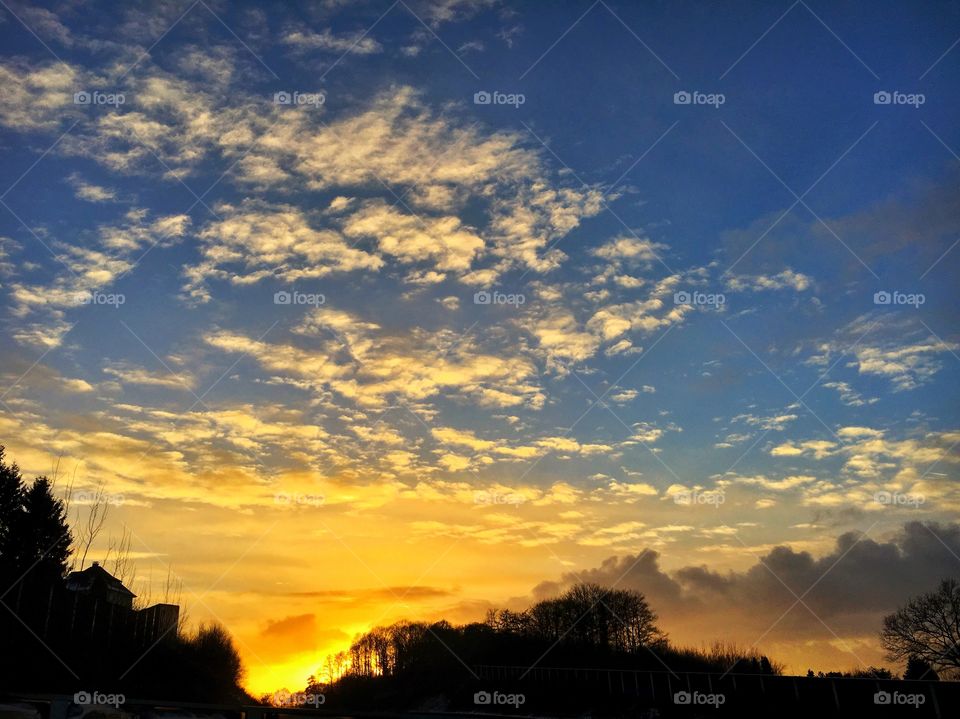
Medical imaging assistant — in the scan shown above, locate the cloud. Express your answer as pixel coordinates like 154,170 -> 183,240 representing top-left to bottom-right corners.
520,274 -> 691,369
808,314 -> 959,392
205,309 -> 545,410
281,29 -> 383,54
67,174 -> 117,202
103,363 -> 196,391
254,612 -> 349,662
184,200 -> 382,301
0,60 -> 80,131
591,235 -> 666,263
8,209 -> 190,347
530,521 -> 960,671
853,340 -> 958,392
822,380 -> 877,407
341,201 -> 484,274
726,269 -> 812,292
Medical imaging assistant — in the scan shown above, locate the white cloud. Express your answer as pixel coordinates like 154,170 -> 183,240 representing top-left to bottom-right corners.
282,29 -> 383,54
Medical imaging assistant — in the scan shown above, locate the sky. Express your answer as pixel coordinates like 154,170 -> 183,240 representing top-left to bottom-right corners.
1,0 -> 959,695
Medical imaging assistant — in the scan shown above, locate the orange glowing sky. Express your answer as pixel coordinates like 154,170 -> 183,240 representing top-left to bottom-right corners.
1,0 -> 959,695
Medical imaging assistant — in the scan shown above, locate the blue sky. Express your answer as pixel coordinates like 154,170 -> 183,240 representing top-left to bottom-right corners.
1,0 -> 959,689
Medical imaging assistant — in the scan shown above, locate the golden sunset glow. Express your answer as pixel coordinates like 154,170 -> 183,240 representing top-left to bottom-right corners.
2,0 -> 959,706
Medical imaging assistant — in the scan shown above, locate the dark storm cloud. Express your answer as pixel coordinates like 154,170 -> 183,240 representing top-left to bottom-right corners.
532,522 -> 960,643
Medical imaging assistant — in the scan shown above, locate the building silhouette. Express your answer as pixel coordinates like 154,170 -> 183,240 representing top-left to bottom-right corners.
62,562 -> 180,640
65,561 -> 136,609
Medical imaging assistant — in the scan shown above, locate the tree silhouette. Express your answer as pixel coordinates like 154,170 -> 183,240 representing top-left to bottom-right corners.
0,446 -> 26,581
881,578 -> 960,679
0,448 -> 71,583
904,655 -> 939,681
0,447 -> 249,703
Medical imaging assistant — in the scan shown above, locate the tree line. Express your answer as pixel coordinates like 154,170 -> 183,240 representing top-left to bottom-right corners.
0,446 -> 250,702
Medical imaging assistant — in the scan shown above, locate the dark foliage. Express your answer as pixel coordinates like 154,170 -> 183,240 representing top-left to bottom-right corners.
881,578 -> 960,679
306,582 -> 780,713
0,446 -> 250,703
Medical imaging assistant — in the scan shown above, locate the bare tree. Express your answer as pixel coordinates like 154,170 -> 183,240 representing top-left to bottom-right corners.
75,482 -> 109,571
103,525 -> 136,586
880,578 -> 960,679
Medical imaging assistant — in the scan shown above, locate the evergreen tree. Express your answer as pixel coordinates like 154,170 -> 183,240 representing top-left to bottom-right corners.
0,446 -> 27,581
18,476 -> 72,581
